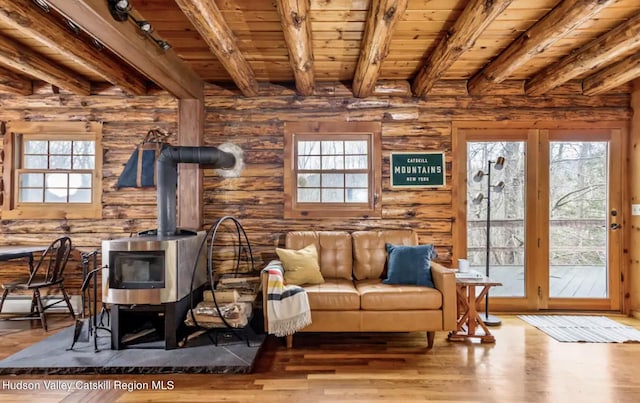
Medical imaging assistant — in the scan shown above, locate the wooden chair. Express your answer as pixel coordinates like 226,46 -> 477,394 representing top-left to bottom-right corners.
0,236 -> 75,331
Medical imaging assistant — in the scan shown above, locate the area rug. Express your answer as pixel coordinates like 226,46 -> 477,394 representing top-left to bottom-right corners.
0,325 -> 265,375
519,315 -> 640,343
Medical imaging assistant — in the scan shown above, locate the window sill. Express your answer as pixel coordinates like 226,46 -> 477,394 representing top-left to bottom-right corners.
1,205 -> 102,220
285,206 -> 382,219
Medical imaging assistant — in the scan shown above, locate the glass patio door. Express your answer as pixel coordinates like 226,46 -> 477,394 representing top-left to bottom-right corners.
457,126 -> 623,312
466,140 -> 527,299
460,128 -> 536,312
542,130 -> 622,310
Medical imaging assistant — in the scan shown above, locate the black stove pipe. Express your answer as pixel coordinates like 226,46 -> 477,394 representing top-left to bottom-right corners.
157,146 -> 236,237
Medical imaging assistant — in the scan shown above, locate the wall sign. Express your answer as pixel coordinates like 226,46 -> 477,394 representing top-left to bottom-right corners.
390,152 -> 446,188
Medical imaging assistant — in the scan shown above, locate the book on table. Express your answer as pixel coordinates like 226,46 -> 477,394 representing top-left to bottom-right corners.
455,270 -> 483,279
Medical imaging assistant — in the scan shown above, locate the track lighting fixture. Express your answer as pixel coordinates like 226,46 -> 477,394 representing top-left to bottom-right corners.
108,0 -> 131,21
137,20 -> 153,33
65,19 -> 80,35
32,0 -> 50,13
106,0 -> 171,52
92,38 -> 105,51
155,40 -> 171,51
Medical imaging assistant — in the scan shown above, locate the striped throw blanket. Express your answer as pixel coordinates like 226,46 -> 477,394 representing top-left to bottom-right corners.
263,260 -> 311,337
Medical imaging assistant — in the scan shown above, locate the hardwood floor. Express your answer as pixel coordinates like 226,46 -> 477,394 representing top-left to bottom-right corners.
1,314 -> 640,402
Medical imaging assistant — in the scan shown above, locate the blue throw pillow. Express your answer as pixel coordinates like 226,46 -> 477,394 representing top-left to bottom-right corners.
383,244 -> 435,288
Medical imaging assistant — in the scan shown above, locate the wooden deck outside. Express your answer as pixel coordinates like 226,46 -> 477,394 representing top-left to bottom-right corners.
477,265 -> 607,298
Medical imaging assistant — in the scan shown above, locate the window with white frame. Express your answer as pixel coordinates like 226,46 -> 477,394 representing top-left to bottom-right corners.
284,122 -> 381,218
18,138 -> 95,203
2,121 -> 103,219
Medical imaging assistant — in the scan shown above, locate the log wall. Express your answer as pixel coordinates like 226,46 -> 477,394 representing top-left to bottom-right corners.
202,82 -> 631,275
0,81 -> 632,307
0,84 -> 178,295
630,79 -> 640,318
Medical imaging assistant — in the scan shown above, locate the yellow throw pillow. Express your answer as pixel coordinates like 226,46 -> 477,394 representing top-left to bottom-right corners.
276,244 -> 325,286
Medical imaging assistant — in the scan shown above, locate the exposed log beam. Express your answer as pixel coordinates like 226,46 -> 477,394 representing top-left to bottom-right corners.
47,0 -> 202,99
468,0 -> 615,95
174,0 -> 259,97
412,0 -> 513,97
526,11 -> 640,96
352,0 -> 408,98
275,0 -> 315,96
0,64 -> 32,95
0,34 -> 90,94
0,0 -> 147,96
583,52 -> 640,96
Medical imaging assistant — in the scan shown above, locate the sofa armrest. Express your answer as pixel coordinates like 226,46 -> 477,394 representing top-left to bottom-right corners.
430,262 -> 457,331
261,269 -> 270,333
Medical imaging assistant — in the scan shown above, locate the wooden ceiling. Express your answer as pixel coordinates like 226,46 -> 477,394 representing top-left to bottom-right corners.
0,0 -> 639,99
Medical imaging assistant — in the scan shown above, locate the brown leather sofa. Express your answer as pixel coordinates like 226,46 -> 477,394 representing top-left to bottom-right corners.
262,229 -> 457,348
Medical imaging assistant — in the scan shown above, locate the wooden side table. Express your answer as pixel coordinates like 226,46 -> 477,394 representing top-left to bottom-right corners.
448,274 -> 502,343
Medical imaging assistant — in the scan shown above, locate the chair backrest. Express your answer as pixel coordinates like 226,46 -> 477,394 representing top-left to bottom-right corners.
30,236 -> 73,285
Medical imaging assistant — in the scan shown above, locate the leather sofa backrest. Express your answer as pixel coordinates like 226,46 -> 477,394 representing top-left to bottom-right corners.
286,231 -> 353,280
351,230 -> 418,280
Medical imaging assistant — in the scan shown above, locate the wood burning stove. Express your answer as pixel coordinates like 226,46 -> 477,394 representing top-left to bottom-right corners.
102,230 -> 207,350
101,144 -> 243,350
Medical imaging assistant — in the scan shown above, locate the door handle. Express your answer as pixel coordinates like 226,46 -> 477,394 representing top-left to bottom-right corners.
610,223 -> 621,230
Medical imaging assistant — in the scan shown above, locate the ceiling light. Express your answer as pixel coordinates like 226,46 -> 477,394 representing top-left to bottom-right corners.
155,40 -> 171,51
115,0 -> 131,12
106,0 -> 172,52
108,0 -> 130,22
32,0 -> 50,13
137,20 -> 153,33
92,38 -> 104,51
65,19 -> 80,35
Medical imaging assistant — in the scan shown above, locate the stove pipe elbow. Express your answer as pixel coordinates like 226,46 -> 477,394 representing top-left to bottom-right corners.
157,146 -> 237,237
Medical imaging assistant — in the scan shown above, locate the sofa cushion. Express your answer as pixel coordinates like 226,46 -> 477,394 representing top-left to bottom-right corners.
383,244 -> 435,288
355,279 -> 442,310
286,231 -> 352,280
276,244 -> 325,286
352,230 -> 418,280
303,279 -> 360,310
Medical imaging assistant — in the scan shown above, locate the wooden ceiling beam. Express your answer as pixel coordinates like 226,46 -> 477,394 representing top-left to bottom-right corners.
174,0 -> 258,97
526,11 -> 640,96
47,0 -> 202,99
275,0 -> 315,96
0,0 -> 147,96
468,0 -> 616,95
411,0 -> 513,98
582,52 -> 640,96
0,65 -> 32,95
0,34 -> 90,94
352,0 -> 408,98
